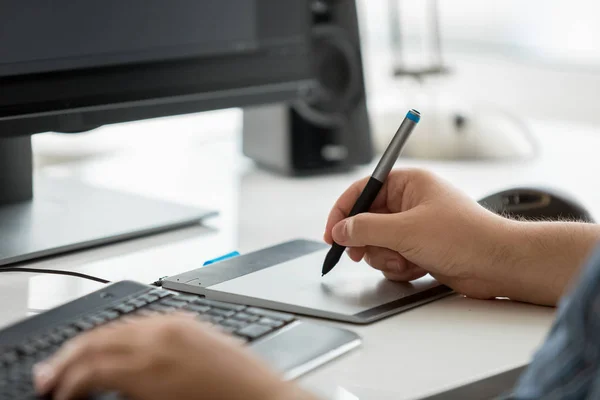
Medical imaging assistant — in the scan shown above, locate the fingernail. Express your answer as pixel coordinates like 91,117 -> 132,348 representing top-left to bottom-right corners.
333,220 -> 348,243
33,363 -> 54,393
386,260 -> 401,271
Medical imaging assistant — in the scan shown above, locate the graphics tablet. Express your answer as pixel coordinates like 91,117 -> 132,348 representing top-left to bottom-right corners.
163,239 -> 453,324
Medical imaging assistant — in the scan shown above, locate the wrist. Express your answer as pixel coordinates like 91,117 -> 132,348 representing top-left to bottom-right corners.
467,214 -> 521,299
484,219 -> 600,306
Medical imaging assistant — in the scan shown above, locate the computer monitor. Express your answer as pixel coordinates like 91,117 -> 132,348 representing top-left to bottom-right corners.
0,1 -> 317,266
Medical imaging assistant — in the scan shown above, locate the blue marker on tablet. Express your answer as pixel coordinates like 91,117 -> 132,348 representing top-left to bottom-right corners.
203,251 -> 240,266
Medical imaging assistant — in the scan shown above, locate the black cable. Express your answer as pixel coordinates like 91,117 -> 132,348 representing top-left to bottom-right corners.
0,268 -> 110,284
0,267 -> 170,287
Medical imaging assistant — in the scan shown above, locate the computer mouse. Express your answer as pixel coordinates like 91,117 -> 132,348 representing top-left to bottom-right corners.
478,187 -> 594,222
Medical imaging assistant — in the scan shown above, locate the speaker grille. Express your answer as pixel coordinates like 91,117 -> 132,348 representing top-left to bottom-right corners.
294,25 -> 363,128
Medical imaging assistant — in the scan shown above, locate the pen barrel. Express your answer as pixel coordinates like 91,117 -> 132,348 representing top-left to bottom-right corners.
372,116 -> 418,182
348,177 -> 384,217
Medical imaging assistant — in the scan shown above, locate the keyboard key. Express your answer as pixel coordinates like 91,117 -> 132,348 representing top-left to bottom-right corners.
98,310 -> 120,321
258,317 -> 284,328
127,299 -> 147,308
159,299 -> 187,309
114,304 -> 135,314
148,289 -> 171,298
138,293 -> 159,303
232,312 -> 259,323
17,343 -> 37,356
192,298 -> 246,312
207,309 -> 235,318
0,351 -> 18,365
218,325 -> 239,334
172,294 -> 199,303
245,308 -> 295,322
221,319 -> 249,330
73,320 -> 95,331
7,366 -> 24,381
183,304 -> 211,314
87,315 -> 107,326
61,327 -> 78,338
31,337 -> 52,350
46,331 -> 64,345
236,324 -> 273,340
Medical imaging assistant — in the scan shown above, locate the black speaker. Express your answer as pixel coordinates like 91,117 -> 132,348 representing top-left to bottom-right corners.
242,0 -> 373,175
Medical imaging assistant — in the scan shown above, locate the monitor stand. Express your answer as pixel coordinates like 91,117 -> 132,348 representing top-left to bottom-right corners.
0,136 -> 217,267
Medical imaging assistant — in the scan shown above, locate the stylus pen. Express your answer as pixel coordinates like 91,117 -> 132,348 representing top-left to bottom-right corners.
321,109 -> 421,277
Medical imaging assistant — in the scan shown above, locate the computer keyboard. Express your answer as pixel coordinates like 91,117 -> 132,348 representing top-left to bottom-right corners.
0,281 -> 298,399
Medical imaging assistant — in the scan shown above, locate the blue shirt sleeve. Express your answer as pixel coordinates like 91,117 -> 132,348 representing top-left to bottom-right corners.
506,244 -> 600,399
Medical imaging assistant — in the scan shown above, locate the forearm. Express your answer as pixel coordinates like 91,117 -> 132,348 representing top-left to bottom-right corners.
492,220 -> 600,306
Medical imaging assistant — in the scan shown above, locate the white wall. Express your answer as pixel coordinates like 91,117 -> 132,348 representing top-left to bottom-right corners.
359,0 -> 600,67
356,0 -> 600,127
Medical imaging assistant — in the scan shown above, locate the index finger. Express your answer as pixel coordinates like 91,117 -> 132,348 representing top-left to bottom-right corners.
324,175 -> 388,244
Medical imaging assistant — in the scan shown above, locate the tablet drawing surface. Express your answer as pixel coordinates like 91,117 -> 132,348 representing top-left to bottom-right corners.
205,249 -> 451,323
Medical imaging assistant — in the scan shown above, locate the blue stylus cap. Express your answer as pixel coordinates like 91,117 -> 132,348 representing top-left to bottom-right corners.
203,251 -> 240,266
406,109 -> 421,123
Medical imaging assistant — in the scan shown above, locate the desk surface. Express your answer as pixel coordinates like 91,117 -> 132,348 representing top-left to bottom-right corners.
4,111 -> 600,399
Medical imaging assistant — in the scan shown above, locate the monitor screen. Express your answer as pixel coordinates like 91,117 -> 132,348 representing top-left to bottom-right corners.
0,1 -> 259,77
0,0 -> 315,134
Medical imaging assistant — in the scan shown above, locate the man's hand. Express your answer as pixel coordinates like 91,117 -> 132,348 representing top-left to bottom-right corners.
325,168 -> 507,300
324,168 -> 600,306
33,314 -> 314,400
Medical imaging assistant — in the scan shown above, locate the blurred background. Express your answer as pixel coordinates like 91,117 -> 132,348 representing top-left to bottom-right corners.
32,0 -> 600,164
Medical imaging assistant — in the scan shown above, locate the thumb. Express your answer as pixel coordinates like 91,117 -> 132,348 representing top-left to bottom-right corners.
331,212 -> 405,250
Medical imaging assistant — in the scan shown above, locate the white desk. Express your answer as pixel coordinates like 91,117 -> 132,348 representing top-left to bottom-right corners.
4,112 -> 600,399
